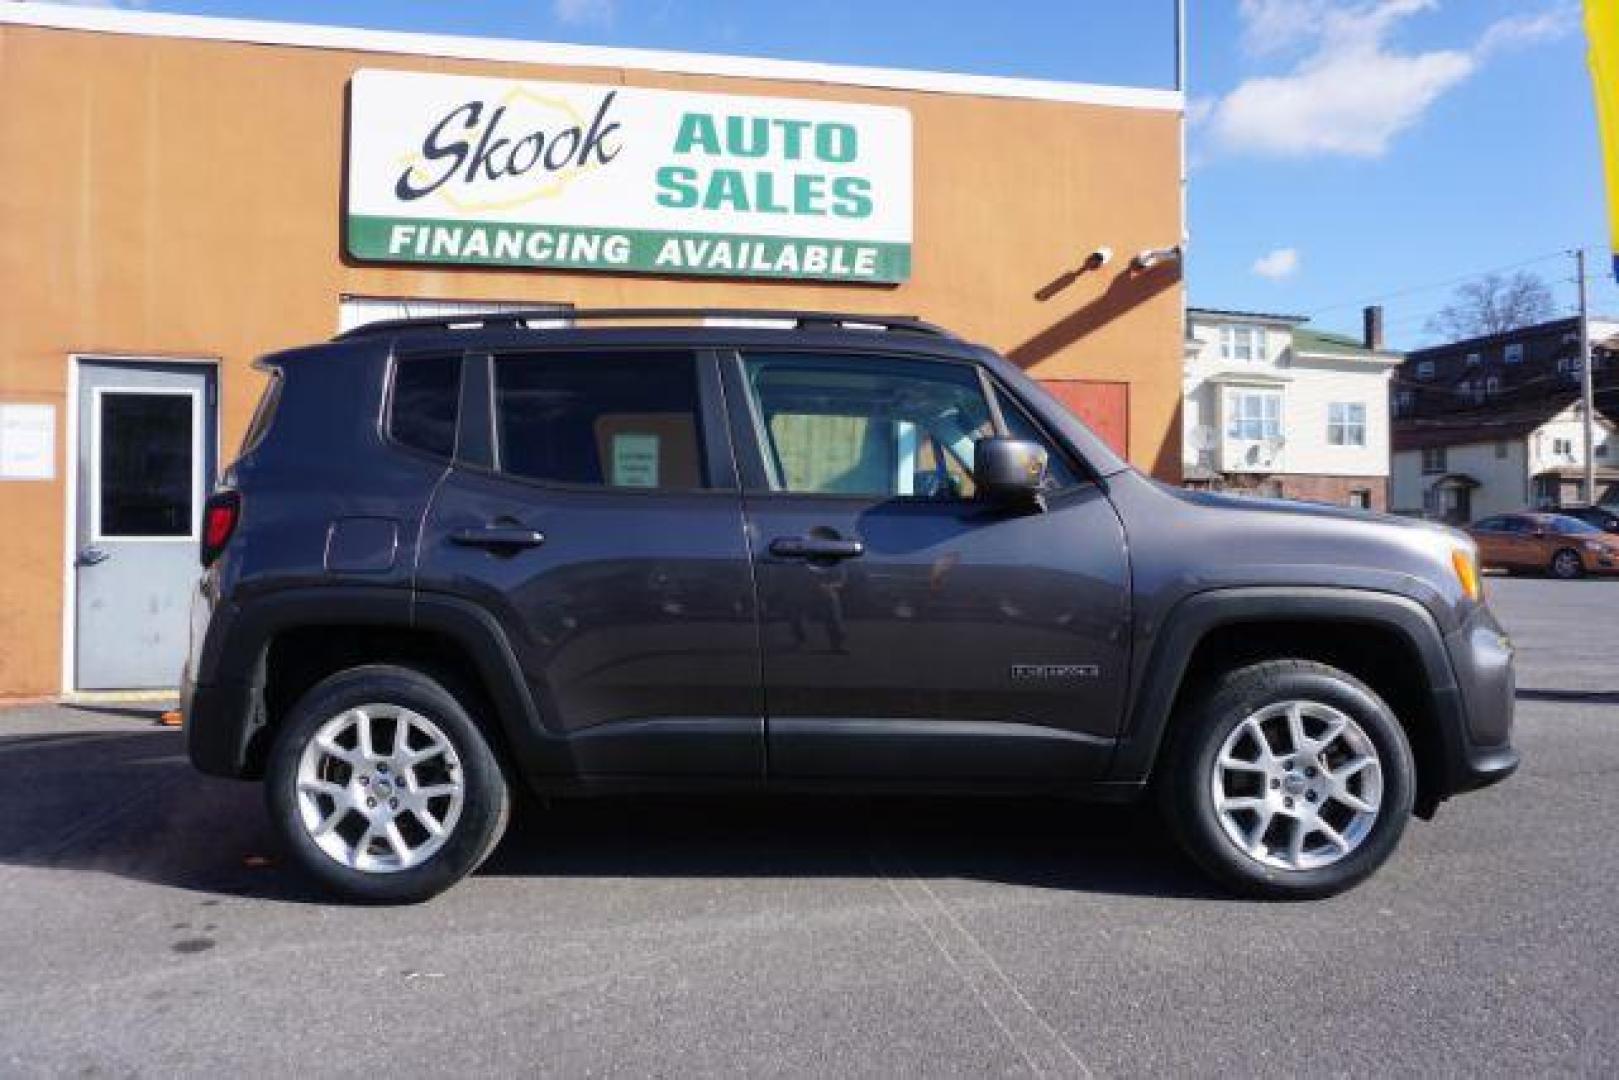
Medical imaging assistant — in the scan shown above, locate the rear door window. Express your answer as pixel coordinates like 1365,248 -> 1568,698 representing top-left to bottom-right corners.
493,352 -> 708,490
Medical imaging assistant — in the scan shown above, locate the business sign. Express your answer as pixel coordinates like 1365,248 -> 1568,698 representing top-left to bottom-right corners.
1589,0 -> 1619,281
345,69 -> 912,283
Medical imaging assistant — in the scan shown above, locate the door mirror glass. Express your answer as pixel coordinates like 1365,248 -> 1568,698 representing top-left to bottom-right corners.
973,438 -> 1048,505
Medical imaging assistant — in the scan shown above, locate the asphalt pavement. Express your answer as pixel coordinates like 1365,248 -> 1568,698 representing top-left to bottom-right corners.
1,575 -> 1615,1076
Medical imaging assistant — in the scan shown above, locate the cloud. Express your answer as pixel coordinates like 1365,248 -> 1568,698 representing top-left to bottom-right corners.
552,0 -> 615,27
1476,8 -> 1577,59
1252,247 -> 1302,280
1203,1 -> 1573,159
1238,0 -> 1333,56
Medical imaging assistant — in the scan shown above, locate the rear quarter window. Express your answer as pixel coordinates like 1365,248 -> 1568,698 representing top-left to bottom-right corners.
390,355 -> 462,459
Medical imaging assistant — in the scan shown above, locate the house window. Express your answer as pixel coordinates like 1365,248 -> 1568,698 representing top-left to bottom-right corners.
1485,376 -> 1501,397
1553,437 -> 1574,457
1455,379 -> 1471,400
1395,390 -> 1414,415
1599,442 -> 1610,459
1422,446 -> 1447,474
1226,390 -> 1282,440
1504,343 -> 1524,364
1417,360 -> 1435,380
1219,325 -> 1265,362
1465,352 -> 1481,367
1495,441 -> 1508,460
1327,402 -> 1367,446
1348,489 -> 1372,510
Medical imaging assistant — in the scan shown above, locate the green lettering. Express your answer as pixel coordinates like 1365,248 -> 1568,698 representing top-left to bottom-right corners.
831,176 -> 873,218
673,113 -> 722,155
793,174 -> 828,215
773,118 -> 811,160
755,172 -> 789,214
818,123 -> 858,163
702,170 -> 751,211
655,165 -> 700,208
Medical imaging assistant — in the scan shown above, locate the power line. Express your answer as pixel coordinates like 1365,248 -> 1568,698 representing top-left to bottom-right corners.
1306,249 -> 1577,318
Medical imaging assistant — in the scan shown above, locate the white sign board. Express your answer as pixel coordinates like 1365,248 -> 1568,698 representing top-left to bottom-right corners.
611,432 -> 661,488
346,69 -> 913,283
0,403 -> 55,481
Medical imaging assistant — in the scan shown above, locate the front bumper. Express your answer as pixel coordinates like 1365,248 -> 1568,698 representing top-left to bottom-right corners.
1434,601 -> 1519,799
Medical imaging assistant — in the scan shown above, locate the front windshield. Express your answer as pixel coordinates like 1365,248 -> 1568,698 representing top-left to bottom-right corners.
1549,515 -> 1602,535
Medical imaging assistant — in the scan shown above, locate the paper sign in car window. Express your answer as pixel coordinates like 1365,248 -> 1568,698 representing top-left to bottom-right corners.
612,432 -> 660,487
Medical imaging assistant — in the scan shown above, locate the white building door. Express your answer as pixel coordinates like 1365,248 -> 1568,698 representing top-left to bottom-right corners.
73,359 -> 218,690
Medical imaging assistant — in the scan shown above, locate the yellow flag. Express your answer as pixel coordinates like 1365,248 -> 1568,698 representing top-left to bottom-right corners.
1593,0 -> 1619,279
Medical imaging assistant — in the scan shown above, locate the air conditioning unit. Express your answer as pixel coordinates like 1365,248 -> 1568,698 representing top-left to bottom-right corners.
1244,437 -> 1285,470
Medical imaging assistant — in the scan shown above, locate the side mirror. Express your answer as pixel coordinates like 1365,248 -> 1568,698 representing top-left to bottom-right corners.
1532,528 -> 1547,540
973,438 -> 1048,507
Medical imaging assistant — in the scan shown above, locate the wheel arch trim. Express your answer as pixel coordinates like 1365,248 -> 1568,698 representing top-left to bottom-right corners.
188,585 -> 543,778
1110,587 -> 1463,787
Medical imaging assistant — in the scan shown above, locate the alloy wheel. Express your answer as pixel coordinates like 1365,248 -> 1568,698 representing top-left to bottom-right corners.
294,703 -> 465,874
1211,700 -> 1383,872
1552,550 -> 1583,579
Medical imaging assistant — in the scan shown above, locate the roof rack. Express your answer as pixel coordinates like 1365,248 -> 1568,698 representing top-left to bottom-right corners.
335,307 -> 956,342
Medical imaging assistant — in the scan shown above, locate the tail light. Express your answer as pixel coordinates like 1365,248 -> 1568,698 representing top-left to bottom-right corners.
201,490 -> 241,568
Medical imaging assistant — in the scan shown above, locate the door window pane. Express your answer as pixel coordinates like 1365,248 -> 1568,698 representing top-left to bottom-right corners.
99,392 -> 193,537
744,354 -> 994,498
494,352 -> 706,489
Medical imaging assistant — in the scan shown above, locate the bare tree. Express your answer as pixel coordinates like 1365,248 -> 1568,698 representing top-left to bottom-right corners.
1425,271 -> 1555,341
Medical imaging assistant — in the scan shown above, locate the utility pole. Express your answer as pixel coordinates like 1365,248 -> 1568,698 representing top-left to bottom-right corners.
1577,248 -> 1596,504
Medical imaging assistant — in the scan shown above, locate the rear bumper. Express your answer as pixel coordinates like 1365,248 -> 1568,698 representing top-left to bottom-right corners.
182,666 -> 259,778
180,585 -> 261,779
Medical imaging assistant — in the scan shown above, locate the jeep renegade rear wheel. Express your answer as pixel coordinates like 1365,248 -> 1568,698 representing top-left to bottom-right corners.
266,665 -> 510,903
1160,660 -> 1415,900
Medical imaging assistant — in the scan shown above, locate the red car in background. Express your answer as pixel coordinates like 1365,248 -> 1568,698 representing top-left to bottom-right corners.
1467,512 -> 1619,579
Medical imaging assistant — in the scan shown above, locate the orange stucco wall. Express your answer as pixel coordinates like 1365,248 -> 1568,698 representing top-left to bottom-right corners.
0,23 -> 1182,695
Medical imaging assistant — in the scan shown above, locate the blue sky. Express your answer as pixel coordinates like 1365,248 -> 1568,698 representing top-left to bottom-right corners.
50,0 -> 1618,346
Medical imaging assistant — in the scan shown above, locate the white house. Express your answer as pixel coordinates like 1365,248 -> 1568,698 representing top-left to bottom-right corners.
1184,307 -> 1403,509
1390,399 -> 1619,523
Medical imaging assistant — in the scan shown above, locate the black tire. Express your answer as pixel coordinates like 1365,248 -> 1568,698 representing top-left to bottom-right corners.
1158,659 -> 1415,901
1550,548 -> 1584,580
265,664 -> 511,904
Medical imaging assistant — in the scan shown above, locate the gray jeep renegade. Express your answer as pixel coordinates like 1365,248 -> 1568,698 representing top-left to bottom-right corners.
182,309 -> 1516,903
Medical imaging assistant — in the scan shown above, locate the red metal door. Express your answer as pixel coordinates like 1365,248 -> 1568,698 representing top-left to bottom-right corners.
1038,379 -> 1129,458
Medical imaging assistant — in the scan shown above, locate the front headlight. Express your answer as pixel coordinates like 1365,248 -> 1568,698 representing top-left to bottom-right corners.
1451,545 -> 1481,601
1585,541 -> 1606,554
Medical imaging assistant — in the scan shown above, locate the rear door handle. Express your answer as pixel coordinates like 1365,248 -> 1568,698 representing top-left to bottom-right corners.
769,536 -> 865,560
75,547 -> 111,568
450,526 -> 546,550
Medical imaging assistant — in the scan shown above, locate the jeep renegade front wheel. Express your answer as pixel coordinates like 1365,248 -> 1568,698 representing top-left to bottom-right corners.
265,665 -> 510,903
1160,660 -> 1415,900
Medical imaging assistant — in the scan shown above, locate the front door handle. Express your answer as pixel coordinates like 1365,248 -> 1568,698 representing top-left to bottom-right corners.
770,536 -> 865,560
76,547 -> 111,568
449,526 -> 546,550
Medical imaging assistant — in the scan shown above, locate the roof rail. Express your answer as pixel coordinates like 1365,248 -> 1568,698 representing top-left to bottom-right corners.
334,307 -> 956,342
